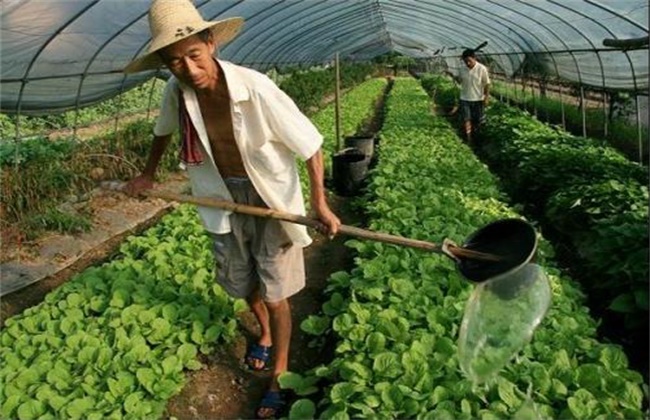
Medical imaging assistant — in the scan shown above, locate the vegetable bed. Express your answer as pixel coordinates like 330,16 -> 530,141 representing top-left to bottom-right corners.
0,77 -> 388,420
287,78 -> 646,419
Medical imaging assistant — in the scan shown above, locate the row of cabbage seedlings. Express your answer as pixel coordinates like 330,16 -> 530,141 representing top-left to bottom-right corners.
0,78 -> 388,420
478,102 -> 648,334
287,78 -> 646,419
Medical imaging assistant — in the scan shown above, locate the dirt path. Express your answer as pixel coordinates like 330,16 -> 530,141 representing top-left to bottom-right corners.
0,173 -> 190,319
165,194 -> 359,419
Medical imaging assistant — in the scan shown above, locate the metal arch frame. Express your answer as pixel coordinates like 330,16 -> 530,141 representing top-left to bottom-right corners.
453,0 -> 563,84
3,0 -> 647,116
251,4 -> 378,68
453,0 -> 565,119
376,11 -> 477,53
12,0 -> 101,141
233,0 -> 346,65
550,0 -> 641,143
521,0 -> 608,87
240,1 -> 374,67
520,0 -> 644,151
483,0 -> 582,127
511,0 -> 604,137
347,39 -> 391,58
386,0 -> 511,53
373,0 -> 394,49
220,0 -> 312,62
572,1 -> 644,159
279,15 -> 387,65
392,0 -> 527,52
408,0 -> 525,74
267,14 -> 377,66
485,0 -> 581,76
71,4 -> 152,138
382,0 -> 523,73
585,0 -> 648,33
292,30 -> 390,64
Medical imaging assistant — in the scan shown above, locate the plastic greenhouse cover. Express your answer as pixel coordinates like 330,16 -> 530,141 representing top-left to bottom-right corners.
1,0 -> 647,115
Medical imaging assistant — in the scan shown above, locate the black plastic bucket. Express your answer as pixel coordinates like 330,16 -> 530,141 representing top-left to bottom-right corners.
344,136 -> 375,159
457,218 -> 537,284
332,148 -> 369,196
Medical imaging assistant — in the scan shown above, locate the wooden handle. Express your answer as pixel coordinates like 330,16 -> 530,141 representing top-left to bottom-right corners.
144,190 -> 499,262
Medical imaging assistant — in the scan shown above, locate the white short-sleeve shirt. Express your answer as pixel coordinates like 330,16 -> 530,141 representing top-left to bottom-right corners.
154,60 -> 323,247
459,61 -> 490,102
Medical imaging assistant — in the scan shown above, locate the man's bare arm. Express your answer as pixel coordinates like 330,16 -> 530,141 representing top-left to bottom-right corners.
124,134 -> 172,195
306,149 -> 341,236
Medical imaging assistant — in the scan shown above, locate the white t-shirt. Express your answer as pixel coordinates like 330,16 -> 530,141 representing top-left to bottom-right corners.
154,59 -> 323,247
459,61 -> 490,101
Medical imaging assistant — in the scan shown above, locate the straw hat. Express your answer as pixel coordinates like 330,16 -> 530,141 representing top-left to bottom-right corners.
124,0 -> 243,73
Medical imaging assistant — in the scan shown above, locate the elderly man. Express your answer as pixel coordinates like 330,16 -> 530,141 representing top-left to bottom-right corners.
124,0 -> 340,417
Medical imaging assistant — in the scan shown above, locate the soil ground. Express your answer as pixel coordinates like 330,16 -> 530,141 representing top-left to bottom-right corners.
165,194 -> 359,419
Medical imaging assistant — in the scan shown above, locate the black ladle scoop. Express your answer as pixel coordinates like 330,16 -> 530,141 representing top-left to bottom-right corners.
457,218 -> 538,288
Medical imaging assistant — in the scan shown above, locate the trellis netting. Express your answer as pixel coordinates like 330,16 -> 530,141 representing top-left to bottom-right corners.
1,0 -> 648,115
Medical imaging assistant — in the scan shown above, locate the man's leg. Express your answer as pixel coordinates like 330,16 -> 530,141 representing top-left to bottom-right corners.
246,286 -> 273,370
472,101 -> 485,139
464,119 -> 473,144
460,100 -> 472,143
256,298 -> 292,419
265,298 -> 292,387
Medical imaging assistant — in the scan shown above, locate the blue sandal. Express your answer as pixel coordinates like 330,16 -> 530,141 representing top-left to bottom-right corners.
255,390 -> 287,419
245,343 -> 272,371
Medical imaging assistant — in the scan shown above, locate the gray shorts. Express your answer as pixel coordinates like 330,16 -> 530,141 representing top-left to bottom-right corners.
210,178 -> 305,303
460,100 -> 485,125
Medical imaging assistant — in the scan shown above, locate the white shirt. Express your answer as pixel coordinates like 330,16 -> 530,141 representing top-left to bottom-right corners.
154,60 -> 323,247
459,61 -> 490,101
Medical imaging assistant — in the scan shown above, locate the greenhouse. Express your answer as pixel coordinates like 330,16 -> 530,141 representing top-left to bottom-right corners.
1,0 -> 648,418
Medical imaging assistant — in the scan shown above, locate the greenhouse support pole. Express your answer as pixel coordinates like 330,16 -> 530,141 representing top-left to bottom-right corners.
622,50 -> 643,163
335,52 -> 341,151
560,81 -> 566,131
580,86 -> 587,137
602,90 -> 608,138
595,50 -> 607,138
636,95 -> 642,163
13,103 -> 22,173
114,75 -> 129,136
146,74 -> 160,121
532,78 -> 537,118
73,73 -> 87,141
13,79 -> 29,172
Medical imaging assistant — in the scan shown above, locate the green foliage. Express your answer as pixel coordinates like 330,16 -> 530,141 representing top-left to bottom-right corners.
0,79 -> 165,140
475,101 -> 649,334
23,208 -> 92,239
0,76 -> 387,418
490,80 -> 649,162
301,77 -> 387,199
1,120 -> 179,231
279,63 -> 375,113
0,136 -> 77,167
283,78 -> 647,419
420,74 -> 459,109
0,205 -> 239,419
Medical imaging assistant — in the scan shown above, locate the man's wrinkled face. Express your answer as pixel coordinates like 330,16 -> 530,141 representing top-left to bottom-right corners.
160,35 -> 217,90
